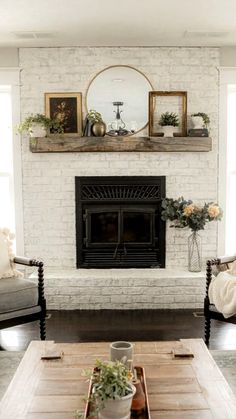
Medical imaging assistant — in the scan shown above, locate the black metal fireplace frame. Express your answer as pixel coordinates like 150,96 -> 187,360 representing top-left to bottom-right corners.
75,176 -> 166,268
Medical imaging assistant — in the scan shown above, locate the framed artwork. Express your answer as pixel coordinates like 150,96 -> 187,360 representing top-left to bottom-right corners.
148,91 -> 187,137
45,92 -> 82,136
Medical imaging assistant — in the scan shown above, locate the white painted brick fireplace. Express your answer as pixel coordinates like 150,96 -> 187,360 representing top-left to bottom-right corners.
19,46 -> 219,309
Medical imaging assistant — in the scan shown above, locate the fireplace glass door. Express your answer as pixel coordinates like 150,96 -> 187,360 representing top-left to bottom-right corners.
90,210 -> 119,244
85,206 -> 155,249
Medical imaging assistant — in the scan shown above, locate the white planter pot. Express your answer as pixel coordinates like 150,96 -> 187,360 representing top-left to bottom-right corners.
98,385 -> 136,419
162,125 -> 176,137
191,116 -> 204,129
29,123 -> 47,138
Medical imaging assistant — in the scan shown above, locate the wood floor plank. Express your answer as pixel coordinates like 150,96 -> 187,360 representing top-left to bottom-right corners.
2,309 -> 235,352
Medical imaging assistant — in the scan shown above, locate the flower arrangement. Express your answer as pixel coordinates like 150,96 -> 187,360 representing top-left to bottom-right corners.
161,197 -> 222,232
159,112 -> 179,127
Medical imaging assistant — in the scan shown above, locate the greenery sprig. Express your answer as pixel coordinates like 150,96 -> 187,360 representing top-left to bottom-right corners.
159,112 -> 179,127
17,113 -> 64,134
87,109 -> 103,123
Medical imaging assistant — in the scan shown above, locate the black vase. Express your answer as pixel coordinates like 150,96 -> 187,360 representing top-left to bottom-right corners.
83,118 -> 94,137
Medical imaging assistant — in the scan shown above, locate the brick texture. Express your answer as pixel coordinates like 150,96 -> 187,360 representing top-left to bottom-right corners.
19,46 -> 219,309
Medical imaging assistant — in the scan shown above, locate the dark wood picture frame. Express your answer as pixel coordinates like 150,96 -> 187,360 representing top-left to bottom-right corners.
45,92 -> 82,136
148,91 -> 187,137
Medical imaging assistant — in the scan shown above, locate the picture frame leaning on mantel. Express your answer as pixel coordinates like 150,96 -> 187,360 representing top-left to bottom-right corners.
45,92 -> 83,136
148,91 -> 187,137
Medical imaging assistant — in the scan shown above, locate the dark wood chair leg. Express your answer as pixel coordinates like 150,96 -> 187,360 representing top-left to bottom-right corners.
40,316 -> 46,340
204,316 -> 211,347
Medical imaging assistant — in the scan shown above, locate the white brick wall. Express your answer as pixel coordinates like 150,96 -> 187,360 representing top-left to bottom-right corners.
19,46 -> 219,309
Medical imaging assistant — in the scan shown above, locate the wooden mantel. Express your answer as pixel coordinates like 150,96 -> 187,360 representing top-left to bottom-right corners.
29,135 -> 212,153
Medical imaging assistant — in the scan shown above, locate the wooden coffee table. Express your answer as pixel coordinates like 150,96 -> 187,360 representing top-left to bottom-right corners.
0,339 -> 236,418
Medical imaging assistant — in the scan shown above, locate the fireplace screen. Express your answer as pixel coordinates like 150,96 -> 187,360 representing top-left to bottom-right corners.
76,177 -> 165,268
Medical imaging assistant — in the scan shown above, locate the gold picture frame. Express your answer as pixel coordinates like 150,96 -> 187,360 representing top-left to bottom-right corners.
148,91 -> 187,137
45,92 -> 82,136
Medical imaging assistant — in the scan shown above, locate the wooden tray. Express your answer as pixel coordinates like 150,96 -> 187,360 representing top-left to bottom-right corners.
84,366 -> 150,419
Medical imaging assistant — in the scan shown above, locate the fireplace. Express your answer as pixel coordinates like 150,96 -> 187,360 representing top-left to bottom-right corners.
75,176 -> 166,268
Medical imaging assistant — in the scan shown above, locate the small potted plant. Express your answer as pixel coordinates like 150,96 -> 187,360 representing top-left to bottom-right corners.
191,112 -> 210,129
17,113 -> 64,138
158,112 -> 179,137
82,359 -> 136,419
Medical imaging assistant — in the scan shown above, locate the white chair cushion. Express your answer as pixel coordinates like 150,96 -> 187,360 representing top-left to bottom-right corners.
0,228 -> 22,279
228,259 -> 236,276
0,277 -> 38,313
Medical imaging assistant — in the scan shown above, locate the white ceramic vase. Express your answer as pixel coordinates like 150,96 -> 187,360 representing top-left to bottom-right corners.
162,125 -> 176,137
29,123 -> 47,138
110,341 -> 134,367
98,384 -> 136,419
191,116 -> 204,129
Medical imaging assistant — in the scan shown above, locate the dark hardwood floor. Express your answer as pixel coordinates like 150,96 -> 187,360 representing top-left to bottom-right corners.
0,309 -> 236,351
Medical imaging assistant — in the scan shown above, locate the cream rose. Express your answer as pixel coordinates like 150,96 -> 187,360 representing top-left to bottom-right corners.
208,205 -> 220,218
183,204 -> 195,217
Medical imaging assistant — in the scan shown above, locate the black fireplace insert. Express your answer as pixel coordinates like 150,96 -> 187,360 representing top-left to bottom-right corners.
75,176 -> 165,268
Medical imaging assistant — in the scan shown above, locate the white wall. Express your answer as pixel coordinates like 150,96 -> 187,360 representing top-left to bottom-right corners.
0,48 -> 18,67
220,47 -> 236,67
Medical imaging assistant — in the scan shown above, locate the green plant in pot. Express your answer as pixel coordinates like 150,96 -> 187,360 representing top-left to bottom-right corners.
81,359 -> 136,419
158,112 -> 179,137
17,113 -> 64,138
191,112 -> 210,129
87,109 -> 106,137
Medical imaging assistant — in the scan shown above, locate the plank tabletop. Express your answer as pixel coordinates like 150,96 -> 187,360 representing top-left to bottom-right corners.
0,339 -> 235,419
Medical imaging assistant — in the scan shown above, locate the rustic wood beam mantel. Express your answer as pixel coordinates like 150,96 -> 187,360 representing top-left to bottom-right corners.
29,135 -> 212,153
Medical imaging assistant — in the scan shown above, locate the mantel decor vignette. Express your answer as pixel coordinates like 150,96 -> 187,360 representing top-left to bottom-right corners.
22,64 -> 212,153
